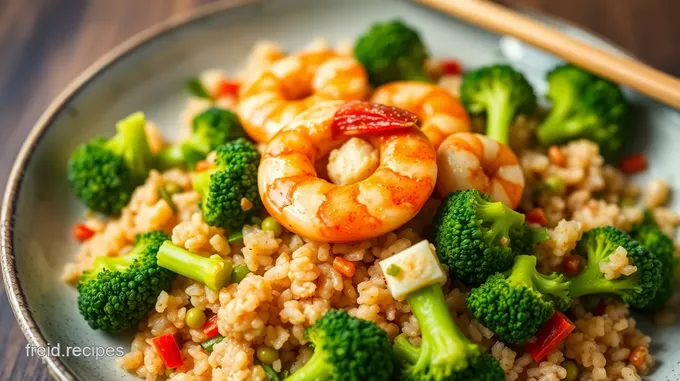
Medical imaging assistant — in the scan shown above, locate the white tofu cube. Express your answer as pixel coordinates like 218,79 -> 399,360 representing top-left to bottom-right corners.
379,240 -> 447,301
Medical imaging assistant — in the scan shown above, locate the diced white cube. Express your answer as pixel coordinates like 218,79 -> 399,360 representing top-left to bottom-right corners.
379,240 -> 447,301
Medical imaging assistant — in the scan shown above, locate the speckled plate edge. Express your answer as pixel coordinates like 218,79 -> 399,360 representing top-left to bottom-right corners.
0,1 -> 657,380
0,1 -> 259,379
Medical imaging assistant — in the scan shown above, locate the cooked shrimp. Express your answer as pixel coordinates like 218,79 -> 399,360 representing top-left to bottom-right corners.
238,50 -> 369,143
370,81 -> 471,148
436,132 -> 525,209
259,101 -> 437,242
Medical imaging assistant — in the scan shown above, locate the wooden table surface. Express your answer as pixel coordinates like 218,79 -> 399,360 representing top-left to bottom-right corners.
0,0 -> 678,379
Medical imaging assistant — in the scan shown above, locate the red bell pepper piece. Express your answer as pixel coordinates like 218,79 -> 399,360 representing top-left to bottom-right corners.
331,101 -> 420,136
202,314 -> 219,338
215,80 -> 239,98
619,153 -> 647,174
526,208 -> 547,226
440,59 -> 462,75
73,223 -> 95,242
525,311 -> 575,362
151,333 -> 184,369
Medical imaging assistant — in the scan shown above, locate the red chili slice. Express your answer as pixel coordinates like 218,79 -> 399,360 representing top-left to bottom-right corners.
331,101 -> 420,136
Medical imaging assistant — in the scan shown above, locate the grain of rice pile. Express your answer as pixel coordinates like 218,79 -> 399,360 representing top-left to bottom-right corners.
62,41 -> 680,381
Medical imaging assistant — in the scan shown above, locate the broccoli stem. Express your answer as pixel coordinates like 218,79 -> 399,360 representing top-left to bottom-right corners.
477,198 -> 525,243
106,112 -> 153,181
484,92 -> 515,145
157,145 -> 187,170
285,349 -> 332,381
156,241 -> 232,290
506,255 -> 536,288
568,263 -> 638,298
192,170 -> 211,198
396,284 -> 475,372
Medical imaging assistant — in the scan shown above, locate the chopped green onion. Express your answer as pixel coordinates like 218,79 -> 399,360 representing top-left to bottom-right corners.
261,363 -> 280,381
164,182 -> 184,195
386,264 -> 402,277
228,231 -> 244,243
200,335 -> 224,353
186,78 -> 212,99
158,186 -> 178,214
620,196 -> 636,207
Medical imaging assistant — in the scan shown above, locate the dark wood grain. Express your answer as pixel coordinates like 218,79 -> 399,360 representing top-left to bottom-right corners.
0,0 -> 677,379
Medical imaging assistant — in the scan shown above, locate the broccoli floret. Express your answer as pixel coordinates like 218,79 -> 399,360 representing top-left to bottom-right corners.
535,64 -> 630,158
158,107 -> 246,169
467,255 -> 572,344
392,283 -> 504,381
460,64 -> 536,145
631,225 -> 677,312
354,19 -> 430,86
156,241 -> 233,291
569,226 -> 662,308
285,309 -> 394,381
431,190 -> 548,285
67,112 -> 154,215
192,138 -> 261,230
77,231 -> 175,332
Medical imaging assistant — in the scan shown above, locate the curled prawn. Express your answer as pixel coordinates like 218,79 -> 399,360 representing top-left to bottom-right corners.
238,50 -> 369,143
259,101 -> 437,242
436,132 -> 525,209
370,81 -> 471,148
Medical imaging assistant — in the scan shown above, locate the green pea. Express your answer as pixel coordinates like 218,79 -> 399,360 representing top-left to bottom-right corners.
256,345 -> 279,364
544,175 -> 566,195
231,264 -> 250,283
164,182 -> 184,195
262,216 -> 283,237
251,216 -> 263,225
228,231 -> 244,243
562,360 -> 579,381
185,307 -> 207,329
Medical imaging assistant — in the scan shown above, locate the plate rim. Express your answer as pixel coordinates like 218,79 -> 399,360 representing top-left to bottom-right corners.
0,0 -> 656,379
0,1 -> 259,379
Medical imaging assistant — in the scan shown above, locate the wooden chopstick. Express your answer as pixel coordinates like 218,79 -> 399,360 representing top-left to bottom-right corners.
418,0 -> 680,109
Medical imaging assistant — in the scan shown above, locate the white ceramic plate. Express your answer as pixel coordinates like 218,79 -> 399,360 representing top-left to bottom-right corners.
2,0 -> 679,379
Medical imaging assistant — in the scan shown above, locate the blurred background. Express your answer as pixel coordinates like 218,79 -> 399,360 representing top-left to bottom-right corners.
0,0 -> 677,379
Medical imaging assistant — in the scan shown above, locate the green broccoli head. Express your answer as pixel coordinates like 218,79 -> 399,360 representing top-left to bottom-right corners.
467,255 -> 572,344
392,284 -> 505,381
77,231 -> 175,332
354,19 -> 430,86
192,138 -> 261,230
460,64 -> 536,145
285,309 -> 395,381
67,112 -> 154,214
631,225 -> 677,312
536,64 -> 630,158
569,226 -> 662,308
431,190 -> 547,285
158,107 -> 246,169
